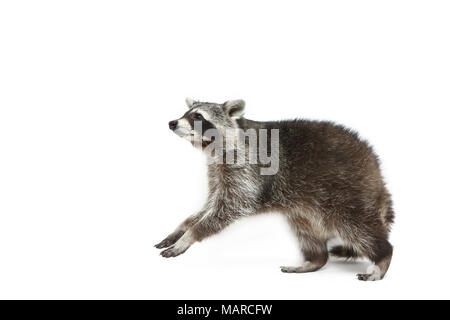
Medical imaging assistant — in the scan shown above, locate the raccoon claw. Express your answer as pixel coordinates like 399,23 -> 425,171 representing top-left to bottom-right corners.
155,239 -> 171,249
357,273 -> 378,281
160,245 -> 187,258
155,230 -> 185,249
280,266 -> 299,273
160,246 -> 175,257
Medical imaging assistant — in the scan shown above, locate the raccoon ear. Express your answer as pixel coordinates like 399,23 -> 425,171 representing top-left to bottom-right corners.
223,99 -> 245,119
185,98 -> 195,109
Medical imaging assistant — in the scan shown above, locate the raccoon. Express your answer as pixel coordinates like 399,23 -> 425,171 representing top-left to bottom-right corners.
156,98 -> 394,281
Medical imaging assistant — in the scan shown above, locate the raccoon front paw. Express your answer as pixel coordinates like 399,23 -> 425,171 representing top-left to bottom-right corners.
155,230 -> 185,249
160,245 -> 188,258
159,230 -> 194,258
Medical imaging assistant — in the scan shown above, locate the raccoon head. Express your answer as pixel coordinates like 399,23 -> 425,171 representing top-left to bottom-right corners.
168,98 -> 245,148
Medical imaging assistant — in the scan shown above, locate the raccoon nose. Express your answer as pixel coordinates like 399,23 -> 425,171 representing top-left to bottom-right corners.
169,120 -> 178,130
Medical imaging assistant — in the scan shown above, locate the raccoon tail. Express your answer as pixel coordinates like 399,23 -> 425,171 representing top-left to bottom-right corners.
383,205 -> 395,232
380,198 -> 395,233
329,246 -> 360,259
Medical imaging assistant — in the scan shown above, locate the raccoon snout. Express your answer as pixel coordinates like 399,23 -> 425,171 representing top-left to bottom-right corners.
168,120 -> 178,130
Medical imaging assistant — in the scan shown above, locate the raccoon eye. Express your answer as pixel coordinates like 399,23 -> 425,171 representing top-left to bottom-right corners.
192,113 -> 203,120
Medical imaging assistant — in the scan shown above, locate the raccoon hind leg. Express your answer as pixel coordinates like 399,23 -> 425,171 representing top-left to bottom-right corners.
280,237 -> 328,273
281,216 -> 328,274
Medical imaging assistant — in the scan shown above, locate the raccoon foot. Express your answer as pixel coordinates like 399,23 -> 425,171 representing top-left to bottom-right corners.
357,265 -> 382,281
280,261 -> 324,274
160,230 -> 194,258
357,239 -> 393,281
155,230 -> 185,249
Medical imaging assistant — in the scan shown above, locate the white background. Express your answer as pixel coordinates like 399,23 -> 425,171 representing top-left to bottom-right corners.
0,1 -> 449,299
